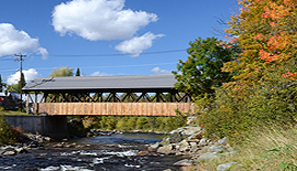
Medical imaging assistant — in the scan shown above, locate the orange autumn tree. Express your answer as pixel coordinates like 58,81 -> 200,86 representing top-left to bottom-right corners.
198,0 -> 297,141
224,0 -> 297,86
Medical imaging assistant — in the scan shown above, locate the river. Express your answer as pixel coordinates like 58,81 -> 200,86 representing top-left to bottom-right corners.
0,132 -> 184,171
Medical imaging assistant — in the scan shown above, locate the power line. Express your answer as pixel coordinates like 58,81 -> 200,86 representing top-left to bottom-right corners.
26,49 -> 187,57
0,62 -> 177,73
79,62 -> 177,69
0,56 -> 14,61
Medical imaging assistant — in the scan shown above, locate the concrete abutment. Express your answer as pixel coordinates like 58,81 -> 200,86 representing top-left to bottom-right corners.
6,115 -> 68,139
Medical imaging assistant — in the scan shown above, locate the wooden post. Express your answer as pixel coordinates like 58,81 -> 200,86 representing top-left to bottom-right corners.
35,92 -> 38,104
44,93 -> 48,103
26,94 -> 29,114
156,92 -> 160,102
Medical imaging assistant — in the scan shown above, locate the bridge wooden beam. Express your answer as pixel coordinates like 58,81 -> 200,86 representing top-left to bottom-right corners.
36,102 -> 195,116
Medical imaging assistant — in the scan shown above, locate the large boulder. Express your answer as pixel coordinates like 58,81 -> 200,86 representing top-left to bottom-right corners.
157,144 -> 175,155
168,126 -> 203,143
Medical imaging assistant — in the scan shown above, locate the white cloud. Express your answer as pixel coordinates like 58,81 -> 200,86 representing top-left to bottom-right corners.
7,68 -> 40,85
90,71 -> 108,76
151,67 -> 171,75
0,23 -> 48,59
52,0 -> 158,41
115,32 -> 164,57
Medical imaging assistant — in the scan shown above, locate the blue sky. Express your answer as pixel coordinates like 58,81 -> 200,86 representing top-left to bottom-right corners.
0,0 -> 238,85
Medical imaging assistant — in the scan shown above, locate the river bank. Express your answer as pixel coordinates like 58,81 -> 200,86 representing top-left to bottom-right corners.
147,126 -> 237,171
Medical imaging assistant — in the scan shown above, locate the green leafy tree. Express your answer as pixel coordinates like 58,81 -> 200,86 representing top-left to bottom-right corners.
198,0 -> 297,141
75,68 -> 80,76
49,66 -> 74,77
172,37 -> 239,98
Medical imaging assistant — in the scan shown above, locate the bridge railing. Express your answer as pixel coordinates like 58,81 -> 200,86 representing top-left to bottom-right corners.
35,102 -> 195,116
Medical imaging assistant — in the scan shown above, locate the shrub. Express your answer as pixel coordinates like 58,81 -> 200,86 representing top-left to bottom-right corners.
197,73 -> 297,142
116,117 -> 129,130
87,115 -> 188,132
0,115 -> 22,145
135,117 -> 149,130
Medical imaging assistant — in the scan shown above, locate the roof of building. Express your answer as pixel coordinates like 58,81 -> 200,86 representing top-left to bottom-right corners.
23,74 -> 177,92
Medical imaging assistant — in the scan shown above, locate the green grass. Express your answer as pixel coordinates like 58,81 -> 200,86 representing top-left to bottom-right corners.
0,109 -> 30,115
184,125 -> 297,171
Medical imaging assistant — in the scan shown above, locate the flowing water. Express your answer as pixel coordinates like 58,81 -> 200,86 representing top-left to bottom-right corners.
0,133 -> 184,171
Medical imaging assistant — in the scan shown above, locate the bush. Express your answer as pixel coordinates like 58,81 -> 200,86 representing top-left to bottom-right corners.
135,117 -> 149,130
197,73 -> 297,142
87,114 -> 188,132
0,115 -> 22,145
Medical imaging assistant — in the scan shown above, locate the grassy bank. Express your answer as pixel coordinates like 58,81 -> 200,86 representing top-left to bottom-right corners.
184,125 -> 297,171
0,107 -> 29,115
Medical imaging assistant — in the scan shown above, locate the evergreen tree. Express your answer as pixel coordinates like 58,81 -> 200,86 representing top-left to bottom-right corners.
75,68 -> 81,76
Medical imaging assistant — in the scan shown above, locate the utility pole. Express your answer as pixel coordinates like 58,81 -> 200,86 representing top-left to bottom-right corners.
14,54 -> 26,111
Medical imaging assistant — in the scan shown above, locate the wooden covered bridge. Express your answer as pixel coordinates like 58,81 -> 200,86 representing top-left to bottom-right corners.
23,75 -> 194,116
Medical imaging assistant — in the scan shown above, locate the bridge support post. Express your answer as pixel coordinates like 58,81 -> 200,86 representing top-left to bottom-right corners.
43,116 -> 68,139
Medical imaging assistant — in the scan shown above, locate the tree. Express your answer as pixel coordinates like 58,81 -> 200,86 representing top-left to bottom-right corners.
198,0 -> 297,140
49,66 -> 74,77
223,0 -> 297,86
172,37 -> 239,98
75,68 -> 81,76
7,72 -> 26,93
221,0 -> 297,122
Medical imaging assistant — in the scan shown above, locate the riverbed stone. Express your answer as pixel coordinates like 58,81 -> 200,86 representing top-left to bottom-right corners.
157,144 -> 175,155
173,159 -> 192,166
217,162 -> 238,171
15,147 -> 28,154
198,138 -> 207,147
1,147 -> 17,156
148,142 -> 162,152
151,142 -> 161,149
44,137 -> 51,142
208,145 -> 224,153
53,142 -> 65,148
28,141 -> 43,148
183,126 -> 202,136
168,131 -> 187,143
178,140 -> 190,152
191,147 -> 200,153
137,151 -> 156,156
217,137 -> 228,145
189,141 -> 197,148
188,130 -> 203,140
196,152 -> 219,161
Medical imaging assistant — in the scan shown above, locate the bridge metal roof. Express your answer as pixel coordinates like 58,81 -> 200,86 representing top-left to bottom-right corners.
23,74 -> 177,92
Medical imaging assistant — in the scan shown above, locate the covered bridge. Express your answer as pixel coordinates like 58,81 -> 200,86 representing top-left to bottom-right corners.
23,75 -> 194,116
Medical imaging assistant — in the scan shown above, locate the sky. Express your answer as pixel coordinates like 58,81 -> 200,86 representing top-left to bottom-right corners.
0,0 -> 238,85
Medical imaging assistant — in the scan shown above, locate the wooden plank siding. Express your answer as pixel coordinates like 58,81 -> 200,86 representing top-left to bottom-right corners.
36,102 -> 195,116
